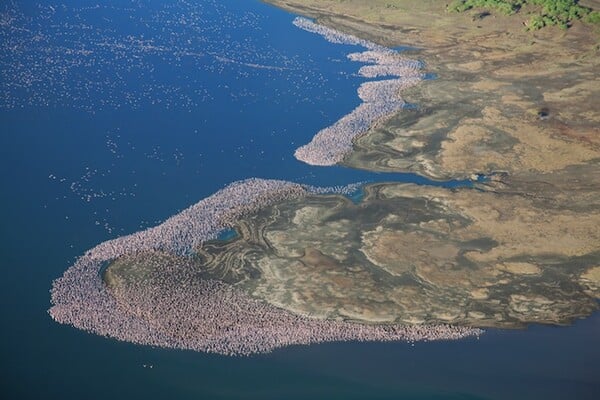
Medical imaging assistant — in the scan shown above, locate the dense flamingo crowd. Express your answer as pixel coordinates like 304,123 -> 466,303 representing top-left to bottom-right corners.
49,178 -> 481,355
292,17 -> 423,166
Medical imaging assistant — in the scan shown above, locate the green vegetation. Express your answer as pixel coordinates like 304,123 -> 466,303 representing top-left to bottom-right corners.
448,0 -> 599,30
586,10 -> 600,24
448,0 -> 522,15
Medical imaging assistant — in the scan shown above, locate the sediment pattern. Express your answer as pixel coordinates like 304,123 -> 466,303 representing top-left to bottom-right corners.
49,178 -> 481,355
292,17 -> 422,165
194,182 -> 600,329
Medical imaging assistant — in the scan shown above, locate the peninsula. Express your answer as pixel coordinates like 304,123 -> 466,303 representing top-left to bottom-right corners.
50,0 -> 600,355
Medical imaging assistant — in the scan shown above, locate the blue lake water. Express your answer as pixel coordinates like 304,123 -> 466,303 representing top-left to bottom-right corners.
0,0 -> 598,398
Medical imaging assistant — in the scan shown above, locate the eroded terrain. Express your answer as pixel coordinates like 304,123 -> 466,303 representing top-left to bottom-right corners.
103,1 -> 600,332
55,1 -> 600,353
106,179 -> 600,329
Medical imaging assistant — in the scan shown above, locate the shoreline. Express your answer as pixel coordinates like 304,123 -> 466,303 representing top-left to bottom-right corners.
256,1 -> 600,333
50,178 -> 482,356
49,1 -> 600,355
291,17 -> 423,166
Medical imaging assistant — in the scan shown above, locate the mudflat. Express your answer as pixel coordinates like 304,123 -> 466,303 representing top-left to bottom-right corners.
265,0 -> 600,178
253,0 -> 600,326
100,1 -> 600,343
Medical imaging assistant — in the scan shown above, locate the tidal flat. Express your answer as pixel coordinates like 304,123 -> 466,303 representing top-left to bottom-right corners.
265,1 -> 600,178
257,0 -> 600,328
108,181 -> 600,329
2,0 -> 598,398
53,0 -> 600,354
262,0 -> 600,243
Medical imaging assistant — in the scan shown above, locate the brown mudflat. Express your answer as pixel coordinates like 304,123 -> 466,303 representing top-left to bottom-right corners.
105,1 -> 600,331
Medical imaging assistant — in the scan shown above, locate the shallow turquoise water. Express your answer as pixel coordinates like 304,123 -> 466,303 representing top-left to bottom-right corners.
0,1 -> 598,398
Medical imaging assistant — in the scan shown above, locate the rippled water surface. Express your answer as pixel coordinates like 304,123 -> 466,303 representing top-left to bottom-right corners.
0,0 -> 598,398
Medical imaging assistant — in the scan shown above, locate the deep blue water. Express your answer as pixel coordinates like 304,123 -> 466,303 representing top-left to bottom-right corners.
0,1 -> 598,399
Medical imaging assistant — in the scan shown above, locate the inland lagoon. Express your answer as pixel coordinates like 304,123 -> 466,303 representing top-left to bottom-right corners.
1,0 -> 599,399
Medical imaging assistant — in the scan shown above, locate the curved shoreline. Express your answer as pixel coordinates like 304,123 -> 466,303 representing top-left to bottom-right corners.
292,17 -> 423,166
51,5 -> 600,355
49,178 -> 482,356
48,15 -> 486,356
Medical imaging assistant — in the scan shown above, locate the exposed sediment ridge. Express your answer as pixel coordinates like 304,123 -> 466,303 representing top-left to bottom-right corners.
49,178 -> 481,356
292,17 -> 423,166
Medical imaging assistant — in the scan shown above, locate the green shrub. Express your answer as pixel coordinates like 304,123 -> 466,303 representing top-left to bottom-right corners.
448,0 -> 598,30
448,0 -> 524,15
585,11 -> 600,25
528,15 -> 545,29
